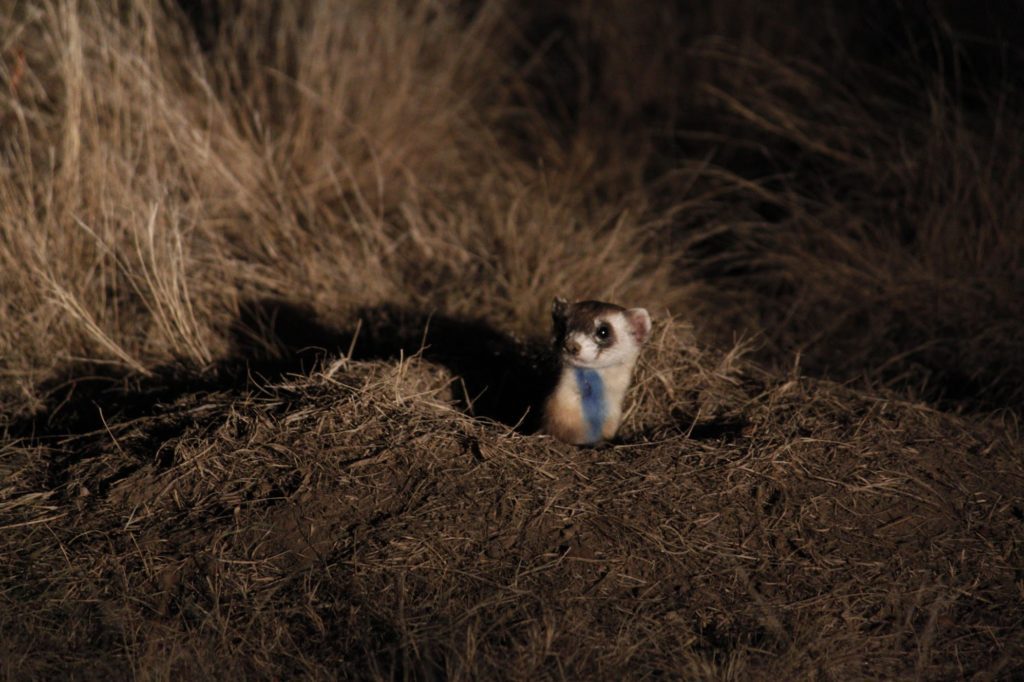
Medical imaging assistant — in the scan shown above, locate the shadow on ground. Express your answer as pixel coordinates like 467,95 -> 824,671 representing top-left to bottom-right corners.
10,299 -> 561,444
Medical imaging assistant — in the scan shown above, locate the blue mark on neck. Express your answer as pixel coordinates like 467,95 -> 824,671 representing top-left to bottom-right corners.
574,367 -> 606,444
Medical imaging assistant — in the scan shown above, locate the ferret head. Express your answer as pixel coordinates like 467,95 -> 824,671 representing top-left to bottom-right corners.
551,297 -> 652,369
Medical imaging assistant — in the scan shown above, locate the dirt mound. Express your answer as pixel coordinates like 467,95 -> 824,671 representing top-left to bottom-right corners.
3,323 -> 1021,678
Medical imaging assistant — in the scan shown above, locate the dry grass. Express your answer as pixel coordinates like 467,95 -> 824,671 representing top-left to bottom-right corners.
2,0 -> 1023,678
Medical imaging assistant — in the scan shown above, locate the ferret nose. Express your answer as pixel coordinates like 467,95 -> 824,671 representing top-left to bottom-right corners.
564,340 -> 580,356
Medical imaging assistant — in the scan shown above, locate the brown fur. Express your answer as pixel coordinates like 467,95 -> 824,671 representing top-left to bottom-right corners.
541,383 -> 587,444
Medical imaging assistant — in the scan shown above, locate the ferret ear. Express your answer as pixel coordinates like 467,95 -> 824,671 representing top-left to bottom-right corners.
552,296 -> 569,321
625,308 -> 652,343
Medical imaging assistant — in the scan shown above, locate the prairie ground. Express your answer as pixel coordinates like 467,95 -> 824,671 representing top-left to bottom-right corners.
1,1 -> 1022,679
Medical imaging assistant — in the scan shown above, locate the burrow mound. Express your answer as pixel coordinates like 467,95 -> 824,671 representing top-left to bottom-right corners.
2,323 -> 1022,679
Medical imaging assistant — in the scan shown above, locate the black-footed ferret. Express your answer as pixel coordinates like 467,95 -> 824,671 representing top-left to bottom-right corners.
542,297 -> 651,445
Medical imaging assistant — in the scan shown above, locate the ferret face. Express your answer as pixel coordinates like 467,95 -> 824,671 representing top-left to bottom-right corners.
552,297 -> 652,369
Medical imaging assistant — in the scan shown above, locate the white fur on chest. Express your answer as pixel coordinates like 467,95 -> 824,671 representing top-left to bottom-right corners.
543,360 -> 635,445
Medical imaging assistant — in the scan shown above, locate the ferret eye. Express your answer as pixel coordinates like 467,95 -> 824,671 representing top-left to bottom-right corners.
595,323 -> 611,340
